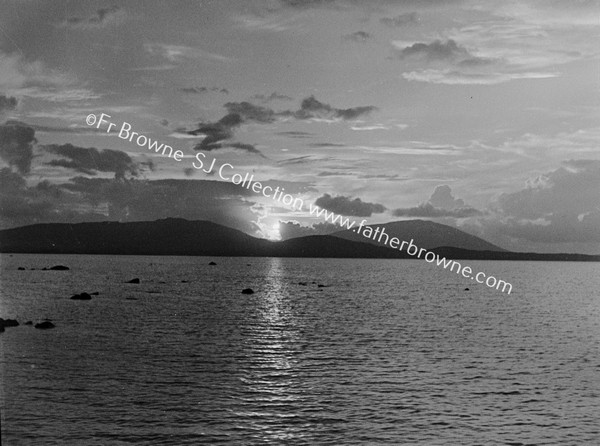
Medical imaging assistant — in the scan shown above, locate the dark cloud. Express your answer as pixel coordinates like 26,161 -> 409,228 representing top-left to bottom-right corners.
292,96 -> 376,121
179,86 -> 228,94
224,101 -> 278,123
279,0 -> 333,7
344,31 -> 371,42
397,39 -> 470,61
252,92 -> 293,102
44,144 -> 139,179
0,121 -> 36,175
228,143 -> 265,157
309,142 -> 346,147
277,155 -> 316,166
276,131 -> 313,138
317,170 -> 353,177
392,185 -> 482,218
315,193 -> 386,217
279,220 -> 340,240
61,6 -> 124,28
180,87 -> 207,94
189,113 -> 242,150
380,12 -> 419,27
190,96 -> 375,150
0,175 -> 264,235
392,202 -> 481,218
0,95 -> 18,113
195,141 -> 265,157
0,167 -> 100,228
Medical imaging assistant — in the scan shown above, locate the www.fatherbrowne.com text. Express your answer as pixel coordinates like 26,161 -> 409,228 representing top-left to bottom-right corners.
86,113 -> 513,294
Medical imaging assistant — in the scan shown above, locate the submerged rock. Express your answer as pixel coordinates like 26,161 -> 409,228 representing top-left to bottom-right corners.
70,292 -> 92,300
34,321 -> 55,330
241,288 -> 255,295
208,261 -> 217,265
127,278 -> 140,284
464,287 -> 470,291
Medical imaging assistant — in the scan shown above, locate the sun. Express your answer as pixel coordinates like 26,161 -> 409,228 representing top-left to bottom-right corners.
265,221 -> 281,241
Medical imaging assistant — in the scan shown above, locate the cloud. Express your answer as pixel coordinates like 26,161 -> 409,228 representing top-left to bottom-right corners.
497,160 -> 600,226
429,185 -> 464,209
194,141 -> 265,157
189,96 -> 376,150
0,175 -> 265,235
393,202 -> 481,218
59,6 -> 126,29
179,87 -> 228,94
189,113 -> 242,150
224,101 -> 278,123
291,96 -> 376,121
315,193 -> 386,217
453,161 -> 600,253
0,121 -> 36,175
397,39 -> 471,61
0,51 -> 98,102
344,31 -> 371,42
279,220 -> 340,240
144,43 -> 231,63
43,144 -> 139,179
276,131 -> 313,138
392,185 -> 482,218
0,95 -> 17,113
252,92 -> 293,102
402,69 -> 557,85
380,12 -> 419,27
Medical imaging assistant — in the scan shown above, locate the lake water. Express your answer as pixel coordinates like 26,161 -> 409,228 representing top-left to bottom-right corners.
1,254 -> 599,445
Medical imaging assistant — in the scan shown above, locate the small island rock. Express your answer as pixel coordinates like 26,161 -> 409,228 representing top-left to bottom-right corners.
70,292 -> 92,300
49,265 -> 70,271
241,288 -> 255,294
127,278 -> 140,284
35,321 -> 55,329
0,318 -> 19,328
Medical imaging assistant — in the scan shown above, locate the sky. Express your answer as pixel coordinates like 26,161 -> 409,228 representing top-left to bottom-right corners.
0,0 -> 599,253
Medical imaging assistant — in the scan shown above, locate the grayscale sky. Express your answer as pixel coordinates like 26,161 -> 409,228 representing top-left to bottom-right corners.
0,0 -> 599,253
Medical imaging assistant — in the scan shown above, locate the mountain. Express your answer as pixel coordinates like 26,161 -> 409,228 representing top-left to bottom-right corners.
0,218 -> 598,261
333,219 -> 505,251
0,218 -> 275,256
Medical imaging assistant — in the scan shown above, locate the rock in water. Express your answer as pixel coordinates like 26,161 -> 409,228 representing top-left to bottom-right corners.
17,267 -> 25,270
35,321 -> 55,329
0,318 -> 19,328
49,265 -> 70,270
241,288 -> 254,294
25,321 -> 33,325
127,278 -> 140,284
209,261 -> 217,265
70,292 -> 92,300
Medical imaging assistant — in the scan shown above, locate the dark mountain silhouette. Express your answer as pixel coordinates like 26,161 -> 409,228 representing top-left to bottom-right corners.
0,218 -> 598,261
333,219 -> 505,251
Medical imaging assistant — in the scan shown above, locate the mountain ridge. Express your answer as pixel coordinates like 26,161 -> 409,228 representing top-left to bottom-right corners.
0,218 -> 598,261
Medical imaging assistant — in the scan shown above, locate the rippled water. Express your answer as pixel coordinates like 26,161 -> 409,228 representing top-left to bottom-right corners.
1,254 -> 599,445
